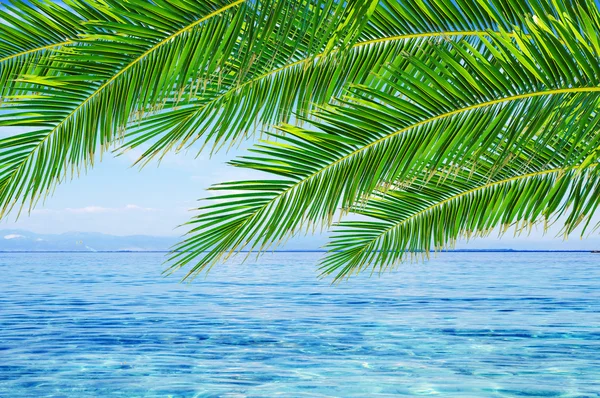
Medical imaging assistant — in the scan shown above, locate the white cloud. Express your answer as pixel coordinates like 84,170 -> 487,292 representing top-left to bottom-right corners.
4,234 -> 24,240
124,204 -> 156,211
66,206 -> 108,214
66,204 -> 158,214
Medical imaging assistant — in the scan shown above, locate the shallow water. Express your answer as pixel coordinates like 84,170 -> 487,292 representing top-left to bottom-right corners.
0,252 -> 599,397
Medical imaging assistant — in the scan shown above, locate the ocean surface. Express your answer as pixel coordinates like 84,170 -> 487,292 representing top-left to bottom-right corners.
0,252 -> 598,397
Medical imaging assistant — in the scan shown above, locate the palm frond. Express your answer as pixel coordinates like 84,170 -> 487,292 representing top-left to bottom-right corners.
0,0 -> 106,98
321,142 -> 600,281
168,9 -> 600,279
119,0 -> 591,164
0,0 -> 373,217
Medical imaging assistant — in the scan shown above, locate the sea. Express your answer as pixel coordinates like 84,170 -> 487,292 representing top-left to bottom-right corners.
0,252 -> 598,397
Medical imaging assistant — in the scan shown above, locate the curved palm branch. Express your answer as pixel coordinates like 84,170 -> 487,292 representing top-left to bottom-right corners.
0,0 -> 373,217
168,9 -> 600,279
119,0 -> 586,164
321,134 -> 600,281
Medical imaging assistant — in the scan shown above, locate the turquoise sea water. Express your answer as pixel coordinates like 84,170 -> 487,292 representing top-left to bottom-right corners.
0,252 -> 599,397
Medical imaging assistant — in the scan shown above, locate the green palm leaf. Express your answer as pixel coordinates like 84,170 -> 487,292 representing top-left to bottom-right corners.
1,0 -> 248,215
0,0 -> 110,98
169,9 -> 600,279
120,0 -> 584,164
0,0 -> 374,217
322,135 -> 600,281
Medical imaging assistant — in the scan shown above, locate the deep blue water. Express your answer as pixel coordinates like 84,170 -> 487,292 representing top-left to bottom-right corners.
0,252 -> 599,397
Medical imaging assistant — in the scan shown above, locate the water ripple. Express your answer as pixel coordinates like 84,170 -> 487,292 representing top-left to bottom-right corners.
0,252 -> 599,397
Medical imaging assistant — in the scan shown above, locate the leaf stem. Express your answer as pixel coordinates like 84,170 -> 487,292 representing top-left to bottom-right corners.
0,40 -> 72,64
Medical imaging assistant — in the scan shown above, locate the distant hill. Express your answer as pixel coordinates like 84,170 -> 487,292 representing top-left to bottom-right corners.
0,230 -> 178,252
0,229 -> 597,253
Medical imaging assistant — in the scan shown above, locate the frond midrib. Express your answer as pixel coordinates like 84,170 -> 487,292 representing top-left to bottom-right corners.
308,87 -> 600,187
199,30 -> 492,105
0,40 -> 72,64
212,29 -> 521,105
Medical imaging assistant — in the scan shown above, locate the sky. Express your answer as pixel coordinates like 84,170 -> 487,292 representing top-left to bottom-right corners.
0,126 -> 258,237
1,126 -> 599,250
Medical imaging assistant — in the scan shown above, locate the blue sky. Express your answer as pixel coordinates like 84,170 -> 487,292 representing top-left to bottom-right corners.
0,126 -> 258,236
1,125 -> 599,250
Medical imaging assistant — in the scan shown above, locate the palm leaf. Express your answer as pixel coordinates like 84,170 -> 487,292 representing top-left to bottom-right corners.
0,0 -> 374,217
0,0 -> 111,98
322,132 -> 600,281
168,8 -> 600,279
119,0 -> 587,164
